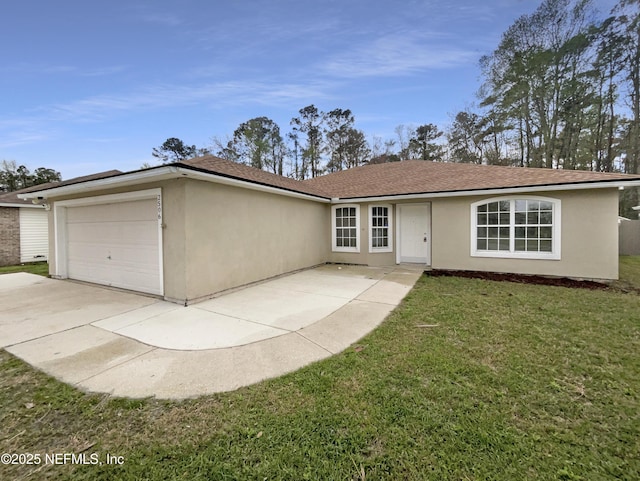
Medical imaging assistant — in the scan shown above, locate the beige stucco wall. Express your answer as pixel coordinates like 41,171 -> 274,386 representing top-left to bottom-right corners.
182,179 -> 330,302
430,188 -> 620,280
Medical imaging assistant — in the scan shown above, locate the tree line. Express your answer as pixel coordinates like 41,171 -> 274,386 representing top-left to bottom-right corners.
0,160 -> 61,193
151,0 -> 639,215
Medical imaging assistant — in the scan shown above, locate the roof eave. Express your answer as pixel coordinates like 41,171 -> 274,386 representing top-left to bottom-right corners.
330,179 -> 640,203
18,165 -> 330,203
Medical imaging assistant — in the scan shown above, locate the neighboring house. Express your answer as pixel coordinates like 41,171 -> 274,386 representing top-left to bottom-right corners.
19,156 -> 640,305
0,170 -> 122,267
0,187 -> 49,266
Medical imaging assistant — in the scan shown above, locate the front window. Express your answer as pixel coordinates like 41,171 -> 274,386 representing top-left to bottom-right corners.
332,205 -> 360,252
369,205 -> 393,253
472,197 -> 560,259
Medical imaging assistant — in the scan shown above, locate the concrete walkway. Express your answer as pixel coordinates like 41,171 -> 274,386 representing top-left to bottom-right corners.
0,265 -> 423,399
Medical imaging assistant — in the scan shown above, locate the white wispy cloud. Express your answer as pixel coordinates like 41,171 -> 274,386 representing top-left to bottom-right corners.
321,32 -> 479,78
0,63 -> 126,77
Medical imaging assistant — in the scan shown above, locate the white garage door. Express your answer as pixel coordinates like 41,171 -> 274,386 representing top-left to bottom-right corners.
65,196 -> 162,295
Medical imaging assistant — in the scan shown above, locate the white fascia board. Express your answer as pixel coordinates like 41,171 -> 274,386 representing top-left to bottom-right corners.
18,165 -> 329,203
330,179 -> 640,204
18,167 -> 177,200
0,203 -> 45,208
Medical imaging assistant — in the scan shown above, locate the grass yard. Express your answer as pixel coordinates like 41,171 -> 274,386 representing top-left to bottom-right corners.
0,262 -> 49,277
1,260 -> 639,480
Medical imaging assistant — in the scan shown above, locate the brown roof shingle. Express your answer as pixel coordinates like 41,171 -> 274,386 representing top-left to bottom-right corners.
178,156 -> 329,197
303,160 -> 640,198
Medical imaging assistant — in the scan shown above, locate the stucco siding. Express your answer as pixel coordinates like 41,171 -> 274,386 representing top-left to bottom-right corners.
183,180 -> 329,301
431,189 -> 620,280
0,206 -> 20,266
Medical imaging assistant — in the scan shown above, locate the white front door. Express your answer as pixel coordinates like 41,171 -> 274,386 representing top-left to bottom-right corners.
397,203 -> 430,264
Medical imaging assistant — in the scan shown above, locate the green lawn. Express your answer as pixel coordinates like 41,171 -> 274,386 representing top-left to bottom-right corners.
0,262 -> 49,277
1,260 -> 639,480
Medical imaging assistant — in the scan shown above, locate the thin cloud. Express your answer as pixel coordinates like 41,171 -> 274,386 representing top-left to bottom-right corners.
322,33 -> 479,78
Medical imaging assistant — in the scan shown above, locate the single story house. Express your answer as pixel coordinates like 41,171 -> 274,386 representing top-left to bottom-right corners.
19,156 -> 640,305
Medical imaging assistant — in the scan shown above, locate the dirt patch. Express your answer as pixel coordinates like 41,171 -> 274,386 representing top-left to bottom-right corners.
426,269 -> 610,290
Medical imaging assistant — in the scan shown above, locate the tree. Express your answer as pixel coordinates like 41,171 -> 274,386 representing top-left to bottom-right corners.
230,117 -> 286,174
290,105 -> 324,178
0,160 -> 61,192
324,108 -> 355,172
479,0 -> 597,168
408,124 -> 444,160
394,124 -> 414,160
152,137 -> 198,163
447,110 -> 486,163
341,128 -> 371,169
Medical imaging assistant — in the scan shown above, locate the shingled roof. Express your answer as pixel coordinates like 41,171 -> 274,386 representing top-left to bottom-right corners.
302,160 -> 640,199
178,156 -> 329,197
17,157 -> 640,201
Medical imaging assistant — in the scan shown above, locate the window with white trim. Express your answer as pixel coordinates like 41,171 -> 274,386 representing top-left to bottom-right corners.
471,197 -> 561,259
332,205 -> 360,252
369,205 -> 393,253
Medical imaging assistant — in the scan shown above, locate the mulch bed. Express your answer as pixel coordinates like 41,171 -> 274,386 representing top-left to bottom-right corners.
425,269 -> 610,290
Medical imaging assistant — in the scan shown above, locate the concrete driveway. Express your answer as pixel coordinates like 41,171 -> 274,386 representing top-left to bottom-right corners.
0,265 -> 423,399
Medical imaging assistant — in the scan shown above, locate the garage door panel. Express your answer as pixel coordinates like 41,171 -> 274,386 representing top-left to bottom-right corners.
67,221 -> 158,245
67,199 -> 157,223
65,196 -> 162,295
67,261 -> 160,294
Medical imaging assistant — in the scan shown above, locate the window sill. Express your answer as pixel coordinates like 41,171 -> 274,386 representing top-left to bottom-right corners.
472,250 -> 561,260
333,247 -> 360,253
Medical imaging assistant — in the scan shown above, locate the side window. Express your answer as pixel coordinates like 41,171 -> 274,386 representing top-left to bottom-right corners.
369,205 -> 393,253
332,205 -> 360,252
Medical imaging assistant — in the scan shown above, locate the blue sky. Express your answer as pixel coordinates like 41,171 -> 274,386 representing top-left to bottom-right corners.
2,0 -> 617,179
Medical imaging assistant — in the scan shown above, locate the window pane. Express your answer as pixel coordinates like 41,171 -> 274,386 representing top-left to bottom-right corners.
527,212 -> 539,224
349,228 -> 356,238
478,204 -> 487,213
336,237 -> 343,247
349,207 -> 356,216
515,238 -> 526,251
527,240 -> 539,251
515,227 -> 525,238
477,238 -> 487,250
488,238 -> 499,250
540,226 -> 552,239
528,201 -> 540,211
499,200 -> 510,211
372,238 -> 379,248
488,213 -> 498,224
488,202 -> 499,212
515,200 -> 527,212
515,212 -> 526,224
336,218 -> 342,227
540,240 -> 552,252
499,227 -> 509,238
539,211 -> 552,224
478,213 -> 487,225
489,227 -> 498,238
499,239 -> 510,250
477,227 -> 487,237
527,226 -> 539,238
539,202 -> 553,211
